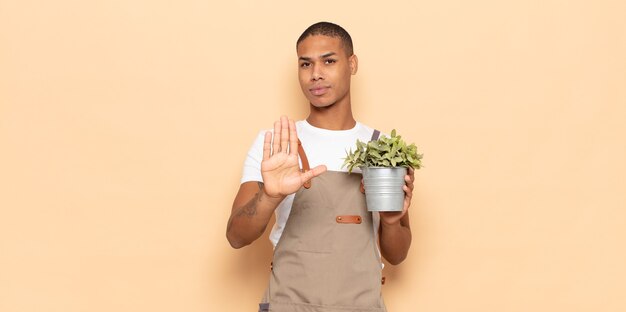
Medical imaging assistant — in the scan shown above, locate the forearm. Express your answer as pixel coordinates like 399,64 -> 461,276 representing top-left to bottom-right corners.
379,222 -> 412,265
226,185 -> 284,248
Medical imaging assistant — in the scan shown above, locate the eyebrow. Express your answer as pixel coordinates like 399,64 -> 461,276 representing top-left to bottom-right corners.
298,52 -> 337,62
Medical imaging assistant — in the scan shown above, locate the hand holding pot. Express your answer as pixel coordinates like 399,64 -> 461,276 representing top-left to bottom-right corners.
378,167 -> 415,226
261,116 -> 327,198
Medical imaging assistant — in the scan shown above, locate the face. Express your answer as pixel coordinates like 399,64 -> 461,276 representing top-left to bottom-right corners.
297,35 -> 358,108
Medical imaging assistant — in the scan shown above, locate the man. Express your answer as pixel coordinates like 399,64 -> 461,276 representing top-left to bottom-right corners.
226,22 -> 414,312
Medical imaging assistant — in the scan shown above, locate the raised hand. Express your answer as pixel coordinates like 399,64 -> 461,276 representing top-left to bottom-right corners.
261,116 -> 327,198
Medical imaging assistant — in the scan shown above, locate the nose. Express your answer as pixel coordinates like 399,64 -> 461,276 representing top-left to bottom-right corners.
311,64 -> 323,81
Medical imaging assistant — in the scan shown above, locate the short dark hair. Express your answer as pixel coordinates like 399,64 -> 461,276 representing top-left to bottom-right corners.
297,22 -> 354,56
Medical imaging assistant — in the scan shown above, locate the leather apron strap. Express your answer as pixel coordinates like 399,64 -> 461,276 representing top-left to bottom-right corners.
297,139 -> 311,189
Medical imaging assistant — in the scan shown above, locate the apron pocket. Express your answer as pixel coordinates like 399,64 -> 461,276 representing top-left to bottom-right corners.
295,225 -> 334,253
292,202 -> 335,253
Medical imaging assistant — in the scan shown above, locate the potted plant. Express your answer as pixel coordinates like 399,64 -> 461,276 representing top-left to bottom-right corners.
343,129 -> 423,212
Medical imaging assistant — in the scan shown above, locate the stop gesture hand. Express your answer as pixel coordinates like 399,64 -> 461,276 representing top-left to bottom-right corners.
261,116 -> 327,198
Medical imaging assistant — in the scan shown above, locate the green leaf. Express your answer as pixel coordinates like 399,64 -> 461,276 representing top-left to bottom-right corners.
390,144 -> 399,156
343,129 -> 423,170
356,140 -> 365,150
368,141 -> 380,150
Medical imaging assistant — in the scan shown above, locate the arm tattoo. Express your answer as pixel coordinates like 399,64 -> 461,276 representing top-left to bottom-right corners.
235,182 -> 264,217
229,182 -> 264,224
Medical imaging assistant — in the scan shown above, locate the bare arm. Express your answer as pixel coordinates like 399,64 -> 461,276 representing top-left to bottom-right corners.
226,116 -> 326,249
378,167 -> 414,265
226,181 -> 285,249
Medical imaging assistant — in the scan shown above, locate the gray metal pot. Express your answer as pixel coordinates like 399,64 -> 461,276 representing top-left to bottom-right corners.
361,167 -> 407,212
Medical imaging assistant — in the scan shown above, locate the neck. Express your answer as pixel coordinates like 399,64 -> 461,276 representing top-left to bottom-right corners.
306,94 -> 356,130
307,106 -> 356,130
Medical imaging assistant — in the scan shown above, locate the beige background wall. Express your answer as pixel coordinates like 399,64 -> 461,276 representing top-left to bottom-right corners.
1,0 -> 625,311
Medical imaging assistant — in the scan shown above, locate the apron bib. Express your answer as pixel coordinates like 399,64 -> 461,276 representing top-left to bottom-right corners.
260,132 -> 386,312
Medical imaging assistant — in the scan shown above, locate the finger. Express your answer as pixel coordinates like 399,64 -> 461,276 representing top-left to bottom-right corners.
272,120 -> 280,154
310,164 -> 328,176
403,185 -> 413,200
405,169 -> 413,184
403,185 -> 413,209
263,131 -> 272,160
405,175 -> 414,190
288,119 -> 298,156
404,196 -> 411,210
408,167 -> 415,182
301,165 -> 328,183
280,116 -> 289,153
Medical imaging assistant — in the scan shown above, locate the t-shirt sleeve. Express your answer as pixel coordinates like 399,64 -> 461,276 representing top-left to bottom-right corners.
240,130 -> 267,184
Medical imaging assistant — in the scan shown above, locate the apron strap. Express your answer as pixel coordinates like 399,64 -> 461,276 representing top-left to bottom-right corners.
297,139 -> 312,189
370,129 -> 381,141
360,129 -> 381,194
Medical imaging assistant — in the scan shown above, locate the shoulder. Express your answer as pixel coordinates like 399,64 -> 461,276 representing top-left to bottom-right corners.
355,122 -> 381,141
357,122 -> 376,134
246,129 -> 269,151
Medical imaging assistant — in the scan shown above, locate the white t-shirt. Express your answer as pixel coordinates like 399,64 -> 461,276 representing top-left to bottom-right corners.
240,120 -> 381,247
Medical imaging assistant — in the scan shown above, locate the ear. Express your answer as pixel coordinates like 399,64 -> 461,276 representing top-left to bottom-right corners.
349,54 -> 358,75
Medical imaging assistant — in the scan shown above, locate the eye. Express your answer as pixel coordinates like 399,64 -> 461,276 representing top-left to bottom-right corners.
325,59 -> 336,65
300,62 -> 311,68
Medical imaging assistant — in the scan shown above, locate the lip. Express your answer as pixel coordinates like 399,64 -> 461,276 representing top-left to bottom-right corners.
309,86 -> 329,96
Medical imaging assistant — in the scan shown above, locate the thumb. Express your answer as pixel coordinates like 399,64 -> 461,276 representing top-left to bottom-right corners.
301,165 -> 327,183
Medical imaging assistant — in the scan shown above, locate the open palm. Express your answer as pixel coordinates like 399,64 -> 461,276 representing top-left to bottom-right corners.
261,116 -> 326,198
